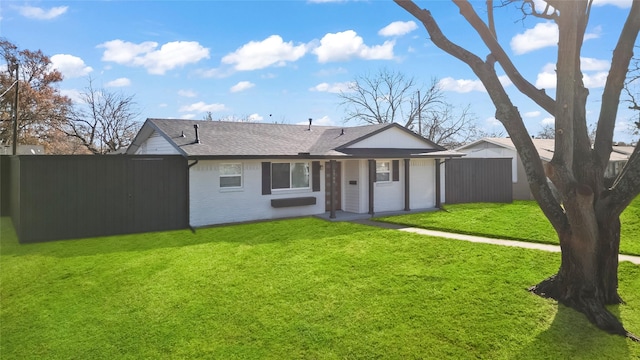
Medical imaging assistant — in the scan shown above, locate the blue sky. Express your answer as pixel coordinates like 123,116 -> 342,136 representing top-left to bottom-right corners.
1,0 -> 638,142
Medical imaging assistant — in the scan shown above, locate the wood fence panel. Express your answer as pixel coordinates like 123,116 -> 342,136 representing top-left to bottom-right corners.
445,158 -> 512,204
11,155 -> 188,243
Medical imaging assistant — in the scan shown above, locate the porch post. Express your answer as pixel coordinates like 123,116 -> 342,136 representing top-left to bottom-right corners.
368,159 -> 375,215
329,159 -> 336,219
404,158 -> 410,211
435,159 -> 441,208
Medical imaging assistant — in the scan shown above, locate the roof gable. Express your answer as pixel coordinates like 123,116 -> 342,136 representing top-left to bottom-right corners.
342,124 -> 440,150
127,119 -> 445,158
456,137 -> 631,162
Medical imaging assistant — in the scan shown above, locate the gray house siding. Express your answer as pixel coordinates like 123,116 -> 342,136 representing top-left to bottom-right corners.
9,155 -> 188,243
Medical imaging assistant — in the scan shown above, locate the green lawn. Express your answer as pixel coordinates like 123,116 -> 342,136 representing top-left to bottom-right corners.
376,197 -> 640,256
1,217 -> 639,359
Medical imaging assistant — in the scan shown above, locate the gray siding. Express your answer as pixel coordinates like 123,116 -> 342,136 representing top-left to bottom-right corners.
445,158 -> 512,204
9,155 -> 188,243
1,156 -> 10,216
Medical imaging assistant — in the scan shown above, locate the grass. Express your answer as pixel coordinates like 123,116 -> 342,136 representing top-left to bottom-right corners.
1,217 -> 639,359
376,197 -> 640,256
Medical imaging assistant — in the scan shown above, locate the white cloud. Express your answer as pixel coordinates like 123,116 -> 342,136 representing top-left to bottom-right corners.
105,78 -> 131,87
309,81 -> 354,93
581,57 -> 610,71
179,101 -> 226,113
181,113 -> 197,120
510,22 -> 558,55
535,63 -> 556,88
498,75 -> 513,87
485,117 -> 501,126
222,35 -> 307,71
592,0 -> 632,8
535,60 -> 609,89
313,30 -> 395,63
583,72 -> 609,88
523,111 -> 541,118
17,5 -> 67,20
230,81 -> 255,93
510,21 -> 600,55
584,26 -> 602,41
247,113 -> 263,121
60,89 -> 83,103
378,21 -> 418,37
438,77 -> 486,93
178,89 -> 197,97
98,40 -> 210,75
50,54 -> 93,78
541,117 -> 555,125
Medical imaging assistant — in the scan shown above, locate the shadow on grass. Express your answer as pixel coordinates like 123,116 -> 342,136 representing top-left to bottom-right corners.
0,217 -> 383,259
514,304 -> 631,359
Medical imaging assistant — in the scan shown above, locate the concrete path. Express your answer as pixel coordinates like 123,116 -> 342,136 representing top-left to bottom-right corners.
353,219 -> 640,265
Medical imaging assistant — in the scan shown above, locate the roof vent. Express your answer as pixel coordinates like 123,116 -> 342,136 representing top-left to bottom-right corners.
340,129 -> 345,136
308,118 -> 312,131
180,131 -> 185,138
194,124 -> 201,144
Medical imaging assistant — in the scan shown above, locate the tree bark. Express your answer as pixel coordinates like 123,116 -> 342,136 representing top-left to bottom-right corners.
529,216 -> 625,336
394,0 -> 640,340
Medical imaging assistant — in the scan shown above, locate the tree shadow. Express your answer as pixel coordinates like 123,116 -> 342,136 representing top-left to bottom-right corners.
0,217 -> 387,258
513,303 -> 632,359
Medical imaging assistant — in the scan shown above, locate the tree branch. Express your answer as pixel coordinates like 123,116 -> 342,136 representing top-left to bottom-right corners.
452,0 -> 556,115
394,0 -> 568,233
593,0 -> 640,172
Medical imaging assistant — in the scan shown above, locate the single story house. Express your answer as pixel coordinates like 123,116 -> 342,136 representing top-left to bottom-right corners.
0,144 -> 45,155
456,137 -> 630,200
126,118 -> 463,228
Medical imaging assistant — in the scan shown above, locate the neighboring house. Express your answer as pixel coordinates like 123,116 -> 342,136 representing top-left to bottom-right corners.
0,145 -> 45,155
127,118 -> 463,228
455,138 -> 630,200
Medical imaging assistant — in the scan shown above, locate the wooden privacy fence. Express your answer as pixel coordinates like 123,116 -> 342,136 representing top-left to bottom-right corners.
8,155 -> 188,243
445,158 -> 512,204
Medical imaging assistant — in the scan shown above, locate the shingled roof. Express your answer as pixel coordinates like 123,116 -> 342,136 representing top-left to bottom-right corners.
128,118 -> 448,158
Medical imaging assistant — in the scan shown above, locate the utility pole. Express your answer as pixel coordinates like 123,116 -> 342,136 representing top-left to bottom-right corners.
417,90 -> 422,136
11,63 -> 19,155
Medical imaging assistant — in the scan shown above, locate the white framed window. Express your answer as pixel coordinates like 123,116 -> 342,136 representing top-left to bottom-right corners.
376,161 -> 390,182
272,162 -> 310,190
219,163 -> 243,188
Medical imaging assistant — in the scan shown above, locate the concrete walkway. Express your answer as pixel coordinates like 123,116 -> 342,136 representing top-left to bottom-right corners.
353,219 -> 640,265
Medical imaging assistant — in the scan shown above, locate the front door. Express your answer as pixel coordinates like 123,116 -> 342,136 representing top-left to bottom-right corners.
325,161 -> 342,211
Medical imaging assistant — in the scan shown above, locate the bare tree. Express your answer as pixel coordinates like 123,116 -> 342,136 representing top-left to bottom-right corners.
63,78 -> 140,154
418,103 -> 479,148
0,38 -> 73,153
339,68 -> 478,146
396,0 -> 640,339
536,123 -> 555,139
624,53 -> 640,139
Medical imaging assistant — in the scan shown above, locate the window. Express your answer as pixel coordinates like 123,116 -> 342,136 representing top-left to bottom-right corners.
220,163 -> 242,188
272,162 -> 310,190
376,161 -> 390,182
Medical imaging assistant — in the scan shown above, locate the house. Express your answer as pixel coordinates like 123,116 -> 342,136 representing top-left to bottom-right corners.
0,144 -> 45,155
456,137 -> 630,200
126,118 -> 463,228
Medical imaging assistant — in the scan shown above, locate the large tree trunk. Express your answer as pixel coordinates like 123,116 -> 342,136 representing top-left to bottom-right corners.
529,202 -> 635,339
394,0 -> 640,340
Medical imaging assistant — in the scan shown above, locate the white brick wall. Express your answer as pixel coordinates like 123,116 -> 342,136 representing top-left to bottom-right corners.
189,160 -> 325,227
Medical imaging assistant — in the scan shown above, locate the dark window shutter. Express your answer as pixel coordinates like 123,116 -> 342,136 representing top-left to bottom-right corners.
262,162 -> 271,195
312,161 -> 320,192
392,160 -> 400,181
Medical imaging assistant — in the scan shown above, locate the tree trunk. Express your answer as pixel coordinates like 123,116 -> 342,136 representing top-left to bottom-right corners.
529,209 -> 635,339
